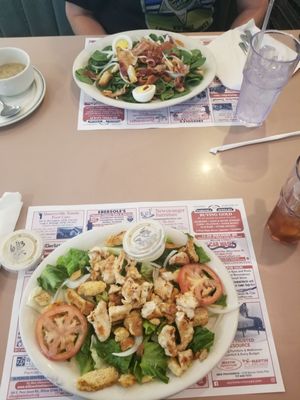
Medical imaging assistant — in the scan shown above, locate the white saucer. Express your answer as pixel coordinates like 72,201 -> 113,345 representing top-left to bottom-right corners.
0,67 -> 46,128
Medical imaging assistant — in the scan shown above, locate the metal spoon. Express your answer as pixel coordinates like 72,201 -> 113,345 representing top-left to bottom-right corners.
0,97 -> 21,118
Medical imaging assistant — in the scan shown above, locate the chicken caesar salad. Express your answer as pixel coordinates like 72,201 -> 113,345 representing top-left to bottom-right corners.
28,227 -> 231,393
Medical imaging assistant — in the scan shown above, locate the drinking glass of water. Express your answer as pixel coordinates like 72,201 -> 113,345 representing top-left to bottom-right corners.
266,156 -> 300,244
236,30 -> 300,127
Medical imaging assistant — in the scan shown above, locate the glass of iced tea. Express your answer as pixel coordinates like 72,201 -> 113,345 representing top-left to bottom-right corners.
267,156 -> 300,244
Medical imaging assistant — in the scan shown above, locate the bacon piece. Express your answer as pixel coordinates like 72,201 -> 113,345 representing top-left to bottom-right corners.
132,39 -> 155,56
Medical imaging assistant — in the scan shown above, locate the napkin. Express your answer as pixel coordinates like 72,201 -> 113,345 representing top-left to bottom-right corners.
208,20 -> 300,91
207,19 -> 259,90
0,192 -> 23,244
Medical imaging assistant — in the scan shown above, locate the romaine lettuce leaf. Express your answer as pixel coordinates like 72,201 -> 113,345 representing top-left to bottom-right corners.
75,326 -> 94,375
143,320 -> 157,335
93,337 -> 132,374
189,326 -> 214,353
140,262 -> 155,282
37,264 -> 68,293
140,341 -> 169,383
194,243 -> 211,263
57,248 -> 90,276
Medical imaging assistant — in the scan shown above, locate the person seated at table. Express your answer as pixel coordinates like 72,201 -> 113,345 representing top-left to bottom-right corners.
65,0 -> 268,35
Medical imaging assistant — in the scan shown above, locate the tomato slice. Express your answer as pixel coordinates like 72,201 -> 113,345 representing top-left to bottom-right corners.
35,303 -> 88,361
177,263 -> 223,306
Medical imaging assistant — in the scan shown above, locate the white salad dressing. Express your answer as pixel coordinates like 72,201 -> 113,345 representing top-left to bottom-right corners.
123,220 -> 165,262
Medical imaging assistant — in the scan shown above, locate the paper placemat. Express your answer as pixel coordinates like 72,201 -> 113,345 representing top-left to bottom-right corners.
0,199 -> 284,399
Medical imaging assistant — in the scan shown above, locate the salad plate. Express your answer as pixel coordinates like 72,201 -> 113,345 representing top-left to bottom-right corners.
72,29 -> 216,110
19,223 -> 238,400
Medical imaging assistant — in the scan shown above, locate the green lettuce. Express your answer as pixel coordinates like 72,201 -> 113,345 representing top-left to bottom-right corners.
57,248 -> 90,276
75,326 -> 94,375
93,337 -> 132,374
140,341 -> 169,383
37,263 -> 68,293
194,243 -> 211,263
189,327 -> 214,353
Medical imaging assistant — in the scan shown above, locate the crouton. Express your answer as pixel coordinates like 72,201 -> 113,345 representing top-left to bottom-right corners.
98,70 -> 113,87
114,327 -> 130,342
78,281 -> 106,297
195,348 -> 208,361
118,373 -> 136,388
69,269 -> 82,281
120,336 -> 135,351
167,358 -> 183,377
193,307 -> 209,327
33,288 -> 51,307
77,367 -> 118,391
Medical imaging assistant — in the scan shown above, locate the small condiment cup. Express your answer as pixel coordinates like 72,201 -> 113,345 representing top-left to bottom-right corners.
0,47 -> 34,96
0,229 -> 43,272
123,220 -> 166,262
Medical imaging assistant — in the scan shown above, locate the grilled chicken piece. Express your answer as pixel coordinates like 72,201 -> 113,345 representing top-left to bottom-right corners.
176,311 -> 194,351
158,325 -> 178,357
65,288 -> 94,315
176,291 -> 199,319
87,300 -> 111,342
109,304 -> 132,322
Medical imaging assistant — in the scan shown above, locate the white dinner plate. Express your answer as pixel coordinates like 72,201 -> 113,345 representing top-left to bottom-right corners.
19,223 -> 238,400
72,30 -> 216,110
0,67 -> 46,128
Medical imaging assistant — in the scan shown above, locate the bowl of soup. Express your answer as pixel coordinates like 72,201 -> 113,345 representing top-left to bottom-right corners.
0,47 -> 34,96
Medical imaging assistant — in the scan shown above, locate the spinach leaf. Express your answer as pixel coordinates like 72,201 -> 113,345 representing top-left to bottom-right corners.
180,49 -> 193,65
89,50 -> 112,66
75,68 -> 94,84
190,49 -> 206,69
160,89 -> 175,101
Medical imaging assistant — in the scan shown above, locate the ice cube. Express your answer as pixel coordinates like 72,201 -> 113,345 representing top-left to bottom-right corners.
259,45 -> 278,60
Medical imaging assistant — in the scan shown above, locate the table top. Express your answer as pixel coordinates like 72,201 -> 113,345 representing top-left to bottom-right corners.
0,32 -> 299,400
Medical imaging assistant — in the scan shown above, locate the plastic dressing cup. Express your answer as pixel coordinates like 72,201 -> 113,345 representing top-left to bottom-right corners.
123,220 -> 165,262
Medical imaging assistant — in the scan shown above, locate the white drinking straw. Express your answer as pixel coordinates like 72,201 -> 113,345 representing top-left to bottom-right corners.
261,0 -> 275,33
257,0 -> 276,48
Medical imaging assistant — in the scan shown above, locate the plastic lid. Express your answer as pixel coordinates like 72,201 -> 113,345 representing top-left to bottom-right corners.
123,220 -> 165,262
0,229 -> 43,272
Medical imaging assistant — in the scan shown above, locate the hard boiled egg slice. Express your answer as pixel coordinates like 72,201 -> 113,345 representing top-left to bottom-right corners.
132,84 -> 156,103
112,35 -> 133,53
